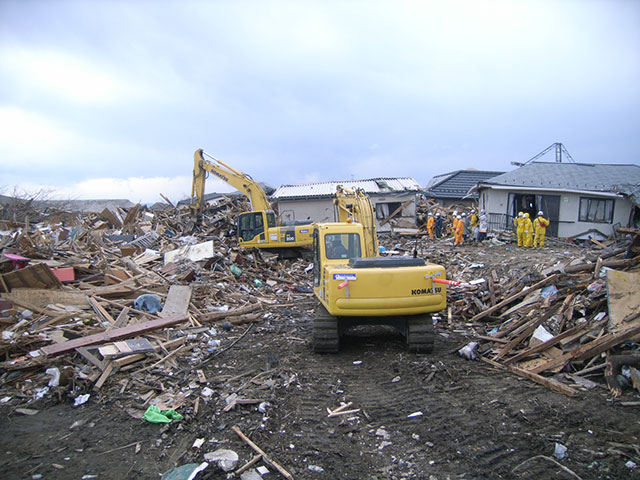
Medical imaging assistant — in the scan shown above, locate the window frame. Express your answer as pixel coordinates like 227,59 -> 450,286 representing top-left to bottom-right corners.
578,197 -> 615,224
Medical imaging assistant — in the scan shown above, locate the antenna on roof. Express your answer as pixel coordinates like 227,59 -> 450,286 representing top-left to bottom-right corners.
511,142 -> 576,166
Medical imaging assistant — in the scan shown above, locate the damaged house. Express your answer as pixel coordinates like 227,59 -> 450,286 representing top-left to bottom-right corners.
470,162 -> 640,239
271,177 -> 422,233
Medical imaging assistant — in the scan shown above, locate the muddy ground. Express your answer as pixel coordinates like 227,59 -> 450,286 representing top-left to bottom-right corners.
1,241 -> 639,480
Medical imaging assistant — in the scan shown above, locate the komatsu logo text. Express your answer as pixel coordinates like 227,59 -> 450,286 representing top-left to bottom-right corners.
411,287 -> 442,295
211,170 -> 229,182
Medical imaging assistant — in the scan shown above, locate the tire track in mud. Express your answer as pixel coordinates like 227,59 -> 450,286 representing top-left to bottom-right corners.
286,334 -> 543,478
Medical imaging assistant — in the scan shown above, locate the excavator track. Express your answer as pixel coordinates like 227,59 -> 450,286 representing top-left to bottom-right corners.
406,315 -> 434,353
313,304 -> 340,353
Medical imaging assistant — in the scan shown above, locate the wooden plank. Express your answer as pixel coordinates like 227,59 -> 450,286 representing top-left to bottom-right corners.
94,362 -> 114,389
590,238 -> 608,249
100,208 -> 122,228
488,275 -> 497,307
87,296 -> 116,325
494,317 -> 544,360
1,288 -> 90,309
111,307 -> 130,329
379,199 -> 414,226
481,357 -> 579,398
122,204 -> 140,226
469,274 -> 558,323
40,314 -> 188,356
75,346 -> 107,371
160,285 -> 192,317
199,303 -> 263,323
607,269 -> 640,341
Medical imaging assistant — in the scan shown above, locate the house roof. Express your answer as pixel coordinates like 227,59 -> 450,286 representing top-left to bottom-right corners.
478,162 -> 640,194
424,169 -> 504,199
271,177 -> 421,201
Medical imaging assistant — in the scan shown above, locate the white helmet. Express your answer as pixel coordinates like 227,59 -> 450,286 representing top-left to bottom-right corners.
538,211 -> 543,216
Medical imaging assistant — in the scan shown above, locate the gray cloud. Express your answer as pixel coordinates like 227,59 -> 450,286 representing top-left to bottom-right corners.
1,0 -> 638,203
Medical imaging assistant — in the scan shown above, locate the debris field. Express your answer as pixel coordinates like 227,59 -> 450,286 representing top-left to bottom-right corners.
0,196 -> 639,480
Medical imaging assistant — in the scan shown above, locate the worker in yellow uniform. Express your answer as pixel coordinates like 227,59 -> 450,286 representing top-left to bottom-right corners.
427,213 -> 435,239
454,215 -> 464,245
514,212 -> 524,247
470,209 -> 478,229
533,211 -> 549,247
523,212 -> 533,247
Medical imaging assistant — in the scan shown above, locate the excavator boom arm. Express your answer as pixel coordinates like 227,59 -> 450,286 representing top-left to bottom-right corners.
333,185 -> 378,257
190,149 -> 272,214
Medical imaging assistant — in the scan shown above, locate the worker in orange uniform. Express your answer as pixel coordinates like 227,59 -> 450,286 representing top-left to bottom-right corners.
514,212 -> 524,247
523,212 -> 534,247
454,215 -> 464,245
533,211 -> 549,247
426,213 -> 435,239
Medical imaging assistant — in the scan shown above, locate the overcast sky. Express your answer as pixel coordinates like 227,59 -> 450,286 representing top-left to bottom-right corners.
1,0 -> 639,205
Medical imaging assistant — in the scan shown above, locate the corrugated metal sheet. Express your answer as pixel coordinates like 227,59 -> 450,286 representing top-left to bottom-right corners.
272,177 -> 421,200
483,162 -> 640,193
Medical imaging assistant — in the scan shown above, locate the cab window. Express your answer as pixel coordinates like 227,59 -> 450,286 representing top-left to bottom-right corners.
325,233 -> 361,260
238,212 -> 265,241
266,212 -> 276,228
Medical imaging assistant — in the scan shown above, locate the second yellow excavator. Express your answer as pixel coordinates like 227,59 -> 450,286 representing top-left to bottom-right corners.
311,186 -> 450,353
189,149 -> 313,256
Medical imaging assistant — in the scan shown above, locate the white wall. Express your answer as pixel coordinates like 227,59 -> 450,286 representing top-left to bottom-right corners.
276,198 -> 334,224
480,187 -> 633,238
557,193 -> 631,238
274,193 -> 418,232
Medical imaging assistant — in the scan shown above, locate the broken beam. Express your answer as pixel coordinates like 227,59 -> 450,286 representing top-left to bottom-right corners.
40,314 -> 188,357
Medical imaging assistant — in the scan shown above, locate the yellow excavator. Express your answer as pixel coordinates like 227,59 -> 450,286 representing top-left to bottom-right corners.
189,149 -> 313,257
312,185 -> 450,353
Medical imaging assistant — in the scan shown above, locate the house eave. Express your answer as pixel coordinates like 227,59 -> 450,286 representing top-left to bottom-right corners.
475,184 -> 625,199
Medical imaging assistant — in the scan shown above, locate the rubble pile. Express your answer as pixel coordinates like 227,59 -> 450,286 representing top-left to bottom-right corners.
0,197 -> 315,413
393,229 -> 640,398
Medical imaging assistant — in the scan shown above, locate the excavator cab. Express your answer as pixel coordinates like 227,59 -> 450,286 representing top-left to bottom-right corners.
237,211 -> 276,244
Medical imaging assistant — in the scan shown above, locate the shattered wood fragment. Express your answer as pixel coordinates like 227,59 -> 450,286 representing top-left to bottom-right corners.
605,354 -> 640,397
530,315 -> 640,375
469,274 -> 559,323
199,303 -> 262,323
0,263 -> 63,292
231,425 -> 294,480
87,296 -> 116,325
503,321 -> 592,366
